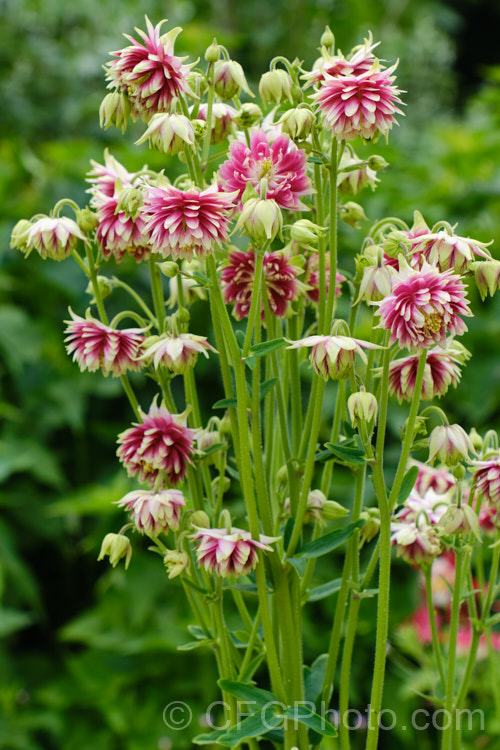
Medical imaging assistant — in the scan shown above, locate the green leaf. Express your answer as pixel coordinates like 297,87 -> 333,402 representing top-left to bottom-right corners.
324,442 -> 366,465
197,442 -> 227,458
260,377 -> 279,399
283,706 -> 337,737
193,729 -> 228,745
218,679 -> 276,707
217,710 -> 283,745
176,639 -> 211,651
0,608 -> 33,637
396,466 -> 419,505
213,398 -> 237,409
239,653 -> 265,684
485,613 -> 500,627
292,521 -> 364,560
304,653 -> 329,703
308,578 -> 342,602
248,338 -> 287,358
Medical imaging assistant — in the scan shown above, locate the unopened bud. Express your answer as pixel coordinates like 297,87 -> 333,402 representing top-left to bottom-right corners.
76,207 -> 99,234
322,500 -> 349,521
259,69 -> 294,105
135,113 -> 195,155
428,424 -> 473,467
98,533 -> 132,569
205,38 -> 220,63
383,231 -> 411,258
360,507 -> 380,546
438,504 -> 480,540
234,103 -> 263,128
99,91 -> 131,133
367,155 -> 389,172
290,219 -> 326,247
10,219 -> 34,255
164,549 -> 190,578
213,59 -> 253,99
279,107 -> 315,140
115,188 -> 144,219
469,428 -> 483,452
348,391 -> 378,427
357,263 -> 395,302
473,259 -> 500,301
320,25 -> 335,49
157,261 -> 179,278
236,198 -> 283,242
190,511 -> 210,529
85,275 -> 113,302
339,201 -> 367,229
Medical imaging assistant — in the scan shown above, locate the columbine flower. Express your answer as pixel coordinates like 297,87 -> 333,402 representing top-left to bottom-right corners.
26,216 -> 86,261
98,533 -> 132,569
105,17 -> 195,120
391,520 -> 441,567
375,259 -> 472,352
472,457 -> 500,506
428,424 -> 473,466
306,34 -> 378,85
64,310 -> 145,376
313,62 -> 404,142
163,549 -> 190,578
218,130 -> 312,210
347,391 -> 378,426
412,461 -> 456,497
116,488 -> 185,535
287,335 -> 381,380
473,260 -> 500,300
117,400 -> 195,486
140,333 -> 216,373
411,230 -> 492,274
235,198 -> 283,242
95,194 -> 151,262
387,345 -> 470,403
87,151 -> 137,199
397,486 -> 454,526
141,184 -> 237,260
192,527 -> 277,577
221,248 -> 303,320
135,113 -> 194,154
196,103 -> 237,144
213,59 -> 253,100
303,253 -> 345,303
337,148 -> 379,195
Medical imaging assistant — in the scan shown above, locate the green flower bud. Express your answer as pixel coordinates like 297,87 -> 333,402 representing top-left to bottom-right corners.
205,38 -> 220,63
278,107 -> 315,140
190,510 -> 211,529
85,275 -> 114,302
157,261 -> 180,278
98,533 -> 132,569
236,198 -> 283,242
10,219 -> 34,255
383,230 -> 411,258
164,549 -> 190,578
320,25 -> 335,49
234,103 -> 263,128
76,207 -> 99,234
290,219 -> 327,248
367,155 -> 389,172
214,60 -> 253,99
359,507 -> 380,547
259,69 -> 294,106
473,259 -> 500,301
347,391 -> 378,427
339,201 -> 367,229
99,91 -> 131,133
115,188 -> 144,219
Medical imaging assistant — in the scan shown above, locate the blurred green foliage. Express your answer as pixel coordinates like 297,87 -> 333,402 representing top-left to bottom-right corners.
1,0 -> 500,748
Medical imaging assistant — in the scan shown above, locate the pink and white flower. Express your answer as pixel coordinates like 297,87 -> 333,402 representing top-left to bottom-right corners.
218,130 -> 312,210
117,400 -> 195,486
387,344 -> 469,403
27,216 -> 86,262
95,194 -> 152,262
221,248 -> 303,320
411,461 -> 456,497
196,103 -> 237,144
105,17 -> 194,120
192,526 -> 278,577
140,333 -> 216,373
313,63 -> 404,142
87,151 -> 137,198
472,457 -> 500,506
428,424 -> 473,466
306,35 -> 379,85
411,230 -> 492,274
391,519 -> 442,567
303,253 -> 345,304
141,184 -> 237,260
287,335 -> 381,380
375,260 -> 472,352
64,310 -> 145,376
116,488 -> 185,535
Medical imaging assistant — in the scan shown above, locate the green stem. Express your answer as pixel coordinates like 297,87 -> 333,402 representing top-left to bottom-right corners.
424,566 -> 446,689
242,249 -> 265,357
324,138 -> 340,331
441,545 -> 465,750
149,256 -> 166,332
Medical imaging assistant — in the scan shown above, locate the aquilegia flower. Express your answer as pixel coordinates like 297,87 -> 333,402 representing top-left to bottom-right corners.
221,248 -> 303,319
64,310 -> 145,376
105,17 -> 195,120
141,184 -> 237,260
95,194 -> 152,262
116,488 -> 185,535
411,229 -> 492,274
376,259 -> 472,352
472,457 -> 500,506
87,151 -> 137,198
287,335 -> 381,380
192,526 -> 278,577
387,343 -> 470,403
303,253 -> 345,304
428,424 -> 473,466
140,333 -> 216,373
117,400 -> 195,486
391,520 -> 442,567
218,130 -> 312,210
313,62 -> 404,142
25,216 -> 86,262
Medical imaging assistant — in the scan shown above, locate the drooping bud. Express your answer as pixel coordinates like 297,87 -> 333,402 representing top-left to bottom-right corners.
438,504 -> 481,540
469,428 -> 483,452
213,59 -> 253,99
473,260 -> 500,301
278,107 -> 315,140
157,261 -> 179,278
339,201 -> 367,229
164,549 -> 190,578
428,424 -> 473,467
259,69 -> 294,106
189,510 -> 211,529
383,230 -> 412,258
204,38 -> 220,63
236,198 -> 283,242
360,507 -> 380,546
76,207 -> 99,234
10,219 -> 34,256
98,533 -> 132,569
337,149 -> 379,196
347,391 -> 378,427
234,103 -> 263,128
135,113 -> 195,155
290,219 -> 327,248
85,275 -> 114,302
357,262 -> 395,302
367,155 -> 389,172
115,187 -> 144,220
99,91 -> 131,132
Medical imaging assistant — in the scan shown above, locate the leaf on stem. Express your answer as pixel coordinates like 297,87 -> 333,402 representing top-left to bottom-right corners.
291,521 -> 364,560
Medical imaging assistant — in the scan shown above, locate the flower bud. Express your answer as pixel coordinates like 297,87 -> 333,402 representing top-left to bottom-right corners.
204,38 -> 220,63
438,504 -> 481,540
473,259 -> 500,301
322,499 -> 350,521
320,25 -> 335,49
278,107 -> 315,140
234,103 -> 263,128
115,187 -> 144,219
338,150 -> 379,196
469,428 -> 483,452
290,219 -> 326,248
164,549 -> 190,578
85,275 -> 113,302
212,475 -> 231,496
10,219 -> 34,256
213,59 -> 253,99
76,207 -> 99,234
357,263 -> 395,302
190,510 -> 211,529
135,113 -> 195,155
339,201 -> 367,229
158,261 -> 179,278
98,533 -> 132,569
360,507 -> 380,546
191,118 -> 207,139
428,424 -> 473,467
277,465 -> 289,485
259,69 -> 294,105
348,391 -> 378,427
367,155 -> 389,172
383,231 -> 412,258
99,91 -> 131,132
236,198 -> 283,242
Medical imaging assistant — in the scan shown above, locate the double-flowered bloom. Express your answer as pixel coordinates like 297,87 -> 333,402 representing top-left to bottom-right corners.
287,335 -> 381,380
191,526 -> 278,577
117,488 -> 185,535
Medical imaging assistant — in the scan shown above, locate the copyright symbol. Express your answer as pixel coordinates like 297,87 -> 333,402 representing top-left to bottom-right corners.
163,701 -> 192,730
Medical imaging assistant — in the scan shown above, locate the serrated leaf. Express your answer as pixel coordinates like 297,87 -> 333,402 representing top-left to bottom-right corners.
396,466 -> 419,505
213,398 -> 237,409
292,521 -> 364,560
218,679 -> 276,707
308,578 -> 342,602
248,338 -> 286,358
283,706 -> 337,737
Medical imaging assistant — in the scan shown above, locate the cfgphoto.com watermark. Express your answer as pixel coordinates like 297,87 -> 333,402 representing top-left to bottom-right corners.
162,700 -> 484,733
